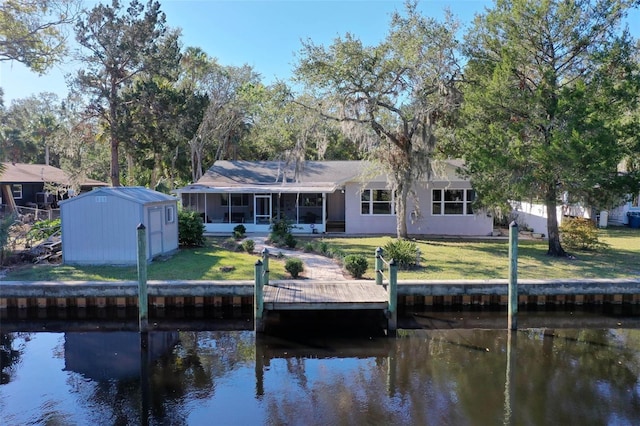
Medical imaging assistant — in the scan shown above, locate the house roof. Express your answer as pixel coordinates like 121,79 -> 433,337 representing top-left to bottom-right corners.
60,186 -> 177,205
178,160 -> 380,194
0,162 -> 107,187
176,159 -> 467,194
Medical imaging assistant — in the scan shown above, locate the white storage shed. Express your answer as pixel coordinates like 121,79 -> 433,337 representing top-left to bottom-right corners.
60,187 -> 179,265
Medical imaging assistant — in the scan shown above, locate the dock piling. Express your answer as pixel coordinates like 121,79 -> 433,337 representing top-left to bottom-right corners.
387,259 -> 398,333
136,224 -> 148,332
254,260 -> 264,333
375,247 -> 383,285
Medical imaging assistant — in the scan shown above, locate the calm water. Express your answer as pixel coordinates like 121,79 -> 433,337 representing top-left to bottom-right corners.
1,310 -> 640,425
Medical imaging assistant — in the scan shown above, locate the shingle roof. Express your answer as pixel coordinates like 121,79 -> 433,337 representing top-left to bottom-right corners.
0,162 -> 107,187
196,160 -> 372,188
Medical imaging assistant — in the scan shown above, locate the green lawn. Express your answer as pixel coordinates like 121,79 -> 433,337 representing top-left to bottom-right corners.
2,228 -> 638,281
3,238 -> 289,281
306,227 -> 639,280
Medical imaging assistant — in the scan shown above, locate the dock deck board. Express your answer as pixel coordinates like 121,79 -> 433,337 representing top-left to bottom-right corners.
263,281 -> 389,310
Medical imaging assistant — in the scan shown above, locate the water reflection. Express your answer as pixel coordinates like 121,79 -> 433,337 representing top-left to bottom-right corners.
1,316 -> 640,425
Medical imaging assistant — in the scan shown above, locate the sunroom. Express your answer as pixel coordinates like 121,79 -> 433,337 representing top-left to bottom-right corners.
178,185 -> 341,234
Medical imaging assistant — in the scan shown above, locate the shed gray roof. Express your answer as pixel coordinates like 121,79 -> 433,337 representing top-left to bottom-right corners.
60,186 -> 177,205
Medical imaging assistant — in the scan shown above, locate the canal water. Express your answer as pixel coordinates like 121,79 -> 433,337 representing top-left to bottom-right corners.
1,309 -> 640,425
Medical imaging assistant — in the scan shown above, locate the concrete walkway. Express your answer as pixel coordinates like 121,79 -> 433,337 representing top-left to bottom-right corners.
249,235 -> 348,281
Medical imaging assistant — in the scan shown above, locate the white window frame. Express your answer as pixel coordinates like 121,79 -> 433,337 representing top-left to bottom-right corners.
432,189 -> 475,216
360,189 -> 395,216
165,205 -> 175,223
11,184 -> 23,200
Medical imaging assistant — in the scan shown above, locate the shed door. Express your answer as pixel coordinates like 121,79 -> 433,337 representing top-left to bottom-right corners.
148,208 -> 163,257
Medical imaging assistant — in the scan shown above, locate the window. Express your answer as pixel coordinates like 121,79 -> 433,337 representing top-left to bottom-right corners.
11,184 -> 23,200
165,205 -> 175,223
361,189 -> 394,215
221,193 -> 249,206
432,189 -> 475,215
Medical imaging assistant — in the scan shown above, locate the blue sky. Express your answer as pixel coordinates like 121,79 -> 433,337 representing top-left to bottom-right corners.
1,0 -> 638,105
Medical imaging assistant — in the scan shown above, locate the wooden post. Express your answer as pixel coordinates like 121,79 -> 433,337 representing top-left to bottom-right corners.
261,247 -> 270,287
508,221 -> 518,330
254,260 -> 264,333
387,259 -> 398,334
375,247 -> 383,285
137,224 -> 148,332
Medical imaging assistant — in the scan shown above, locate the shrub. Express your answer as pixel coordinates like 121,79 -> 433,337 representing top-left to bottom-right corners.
560,218 -> 607,251
233,224 -> 246,239
383,239 -> 419,269
270,218 -> 293,239
327,246 -> 345,260
344,254 -> 368,278
285,257 -> 304,278
269,218 -> 295,247
303,242 -> 315,252
241,239 -> 255,253
178,210 -> 205,247
284,233 -> 297,248
26,218 -> 61,242
318,241 -> 329,255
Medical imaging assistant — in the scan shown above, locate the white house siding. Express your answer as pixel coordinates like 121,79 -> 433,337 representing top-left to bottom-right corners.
344,180 -> 493,236
509,201 -> 565,236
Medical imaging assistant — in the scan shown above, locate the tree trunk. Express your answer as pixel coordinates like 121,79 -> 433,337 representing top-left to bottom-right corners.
545,185 -> 566,257
109,79 -> 121,187
396,172 -> 411,239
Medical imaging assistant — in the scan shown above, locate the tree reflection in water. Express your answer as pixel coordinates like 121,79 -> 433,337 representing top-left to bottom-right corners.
1,321 -> 639,425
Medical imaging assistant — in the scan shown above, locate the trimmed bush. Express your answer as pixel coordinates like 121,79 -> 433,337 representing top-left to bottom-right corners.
233,224 -> 246,239
383,239 -> 419,269
285,257 -> 304,278
560,218 -> 607,251
178,210 -> 205,247
344,254 -> 368,278
241,239 -> 255,253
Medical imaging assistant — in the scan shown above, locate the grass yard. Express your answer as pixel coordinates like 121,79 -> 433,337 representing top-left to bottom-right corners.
304,227 -> 639,280
3,237 -> 289,281
2,227 -> 638,281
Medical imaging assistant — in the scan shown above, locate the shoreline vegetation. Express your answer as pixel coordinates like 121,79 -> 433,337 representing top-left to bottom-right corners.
2,227 -> 638,282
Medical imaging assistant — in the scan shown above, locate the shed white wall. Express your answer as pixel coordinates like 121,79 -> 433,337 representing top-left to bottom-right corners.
62,193 -> 143,264
61,194 -> 179,265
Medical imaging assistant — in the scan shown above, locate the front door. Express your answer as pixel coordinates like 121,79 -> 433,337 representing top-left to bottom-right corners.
254,194 -> 271,225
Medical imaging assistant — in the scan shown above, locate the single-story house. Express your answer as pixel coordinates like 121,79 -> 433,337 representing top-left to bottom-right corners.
60,187 -> 179,265
174,160 -> 493,236
0,162 -> 107,212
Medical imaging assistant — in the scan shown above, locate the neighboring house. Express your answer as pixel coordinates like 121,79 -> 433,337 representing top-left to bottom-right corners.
174,160 -> 493,236
60,187 -> 179,265
0,162 -> 107,212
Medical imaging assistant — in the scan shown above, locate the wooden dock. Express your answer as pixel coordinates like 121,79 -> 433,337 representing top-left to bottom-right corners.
263,281 -> 389,310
